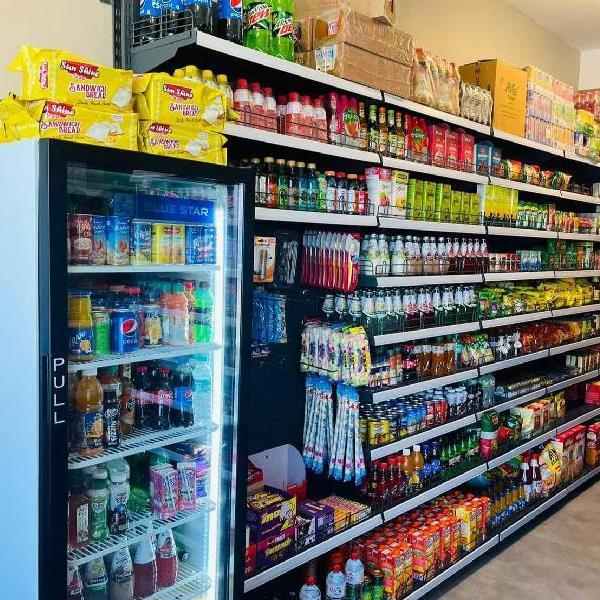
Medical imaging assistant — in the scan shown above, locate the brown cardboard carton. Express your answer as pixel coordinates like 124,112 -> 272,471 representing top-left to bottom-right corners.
295,0 -> 398,26
295,51 -> 316,69
313,6 -> 413,66
314,43 -> 411,97
294,17 -> 314,52
460,59 -> 527,137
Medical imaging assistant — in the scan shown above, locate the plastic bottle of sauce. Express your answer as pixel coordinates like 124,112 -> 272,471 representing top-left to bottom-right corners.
67,565 -> 85,600
69,291 -> 94,361
156,529 -> 179,588
313,97 -> 328,142
263,86 -> 277,131
285,92 -> 302,137
233,78 -> 251,125
108,547 -> 134,600
74,368 -> 104,456
133,537 -> 157,598
68,473 -> 90,550
83,556 -> 108,600
249,82 -> 265,128
108,469 -> 130,535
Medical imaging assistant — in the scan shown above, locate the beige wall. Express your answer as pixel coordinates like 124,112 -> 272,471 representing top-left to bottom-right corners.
579,49 -> 600,90
398,0 -> 581,87
0,0 -> 113,97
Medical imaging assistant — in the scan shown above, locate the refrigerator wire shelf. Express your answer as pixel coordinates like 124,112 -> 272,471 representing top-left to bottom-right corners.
152,498 -> 216,533
68,511 -> 154,565
138,564 -> 211,600
68,422 -> 217,469
68,342 -> 221,372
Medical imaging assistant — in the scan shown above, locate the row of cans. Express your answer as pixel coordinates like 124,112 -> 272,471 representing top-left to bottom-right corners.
68,213 -> 217,267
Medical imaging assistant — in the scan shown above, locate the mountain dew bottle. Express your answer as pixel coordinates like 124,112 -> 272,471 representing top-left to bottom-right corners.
243,0 -> 272,54
271,0 -> 295,61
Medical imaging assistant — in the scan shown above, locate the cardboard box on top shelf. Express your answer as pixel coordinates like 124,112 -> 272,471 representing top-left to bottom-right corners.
294,17 -> 314,52
295,51 -> 316,69
314,43 -> 411,97
460,59 -> 527,138
295,0 -> 398,26
313,5 -> 413,67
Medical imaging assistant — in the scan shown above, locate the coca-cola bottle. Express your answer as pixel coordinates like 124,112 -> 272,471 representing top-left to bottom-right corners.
133,366 -> 151,429
150,367 -> 172,431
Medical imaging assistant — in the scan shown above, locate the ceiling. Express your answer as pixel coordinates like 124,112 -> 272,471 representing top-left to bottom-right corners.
503,0 -> 600,51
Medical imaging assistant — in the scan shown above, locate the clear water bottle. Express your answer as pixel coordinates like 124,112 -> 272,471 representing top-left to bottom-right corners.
299,576 -> 322,600
325,564 -> 345,600
345,551 -> 364,599
191,357 -> 212,423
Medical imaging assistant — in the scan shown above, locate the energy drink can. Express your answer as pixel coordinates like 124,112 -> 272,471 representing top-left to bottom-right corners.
130,219 -> 152,265
92,310 -> 110,356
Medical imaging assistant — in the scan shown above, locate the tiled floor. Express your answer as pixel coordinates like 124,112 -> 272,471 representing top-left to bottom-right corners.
428,480 -> 600,599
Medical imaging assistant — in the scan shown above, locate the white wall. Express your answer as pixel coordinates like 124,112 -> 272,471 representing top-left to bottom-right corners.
579,49 -> 600,90
0,0 -> 113,97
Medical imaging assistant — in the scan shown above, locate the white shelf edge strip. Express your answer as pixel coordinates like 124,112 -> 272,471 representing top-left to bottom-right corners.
373,322 -> 480,346
370,414 -> 477,460
243,515 -> 383,592
499,464 -> 600,541
547,369 -> 599,393
488,430 -> 557,469
254,207 -> 378,226
68,264 -> 219,274
402,536 -> 500,600
364,274 -> 484,288
481,311 -> 552,329
556,406 -> 600,434
382,156 -> 489,184
383,465 -> 488,522
548,336 -> 600,356
479,350 -> 549,375
552,304 -> 600,318
486,226 -> 557,239
378,217 -> 486,235
479,388 -> 549,418
484,271 -> 555,282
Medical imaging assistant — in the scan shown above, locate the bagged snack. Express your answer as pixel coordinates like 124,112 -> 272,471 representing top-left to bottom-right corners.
139,121 -> 226,165
8,46 -> 133,110
39,101 -> 138,150
134,73 -> 226,131
0,94 -> 40,142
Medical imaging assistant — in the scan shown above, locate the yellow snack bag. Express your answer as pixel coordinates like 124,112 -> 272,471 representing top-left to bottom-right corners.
139,121 -> 226,165
8,46 -> 134,110
0,95 -> 40,142
134,73 -> 226,130
40,101 -> 138,150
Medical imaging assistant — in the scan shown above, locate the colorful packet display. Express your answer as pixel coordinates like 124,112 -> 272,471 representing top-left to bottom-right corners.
300,321 -> 371,387
252,288 -> 287,344
8,46 -> 133,110
302,375 -> 334,476
139,121 -> 226,165
39,100 -> 138,150
134,73 -> 226,131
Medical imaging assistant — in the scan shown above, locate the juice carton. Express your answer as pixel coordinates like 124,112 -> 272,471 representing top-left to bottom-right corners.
586,423 -> 600,466
391,169 -> 409,218
445,129 -> 459,170
149,465 -> 179,519
573,425 -> 586,476
458,130 -> 475,172
365,167 -> 392,212
427,124 -> 447,167
451,190 -> 463,223
423,181 -> 436,221
406,178 -> 416,219
413,180 -> 426,220
457,504 -> 477,552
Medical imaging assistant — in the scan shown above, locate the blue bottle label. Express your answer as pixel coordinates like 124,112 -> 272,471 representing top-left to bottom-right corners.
173,386 -> 193,411
218,0 -> 242,20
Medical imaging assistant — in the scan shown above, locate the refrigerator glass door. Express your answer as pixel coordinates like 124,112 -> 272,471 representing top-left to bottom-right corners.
65,163 -> 244,600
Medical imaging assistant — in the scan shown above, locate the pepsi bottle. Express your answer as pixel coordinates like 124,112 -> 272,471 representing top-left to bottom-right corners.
172,363 -> 194,427
216,0 -> 243,44
187,0 -> 214,33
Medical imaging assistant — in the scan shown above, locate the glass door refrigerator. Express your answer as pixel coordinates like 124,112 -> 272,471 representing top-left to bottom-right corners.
0,139 -> 253,600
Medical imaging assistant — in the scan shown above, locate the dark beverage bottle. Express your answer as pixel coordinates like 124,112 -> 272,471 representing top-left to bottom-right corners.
287,160 -> 299,209
263,156 -> 277,208
387,108 -> 397,157
139,0 -> 161,42
368,461 -> 379,504
367,104 -> 378,152
216,0 -> 243,44
133,366 -> 151,429
150,367 -> 172,430
172,362 -> 194,428
102,384 -> 121,449
163,0 -> 183,36
275,158 -> 288,208
386,457 -> 398,501
188,0 -> 214,33
376,461 -> 388,505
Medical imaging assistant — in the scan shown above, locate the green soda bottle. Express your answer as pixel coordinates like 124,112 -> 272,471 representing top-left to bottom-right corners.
275,158 -> 288,208
243,0 -> 272,54
271,0 -> 295,61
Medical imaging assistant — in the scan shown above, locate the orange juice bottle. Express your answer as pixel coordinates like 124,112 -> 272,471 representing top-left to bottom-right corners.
402,448 -> 414,494
73,368 -> 104,456
412,445 -> 425,491
68,292 -> 94,361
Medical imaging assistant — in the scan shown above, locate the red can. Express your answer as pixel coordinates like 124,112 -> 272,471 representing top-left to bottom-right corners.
68,214 -> 93,265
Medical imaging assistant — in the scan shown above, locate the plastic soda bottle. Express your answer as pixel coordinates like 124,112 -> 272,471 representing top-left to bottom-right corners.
172,361 -> 194,427
270,0 -> 294,60
194,282 -> 214,343
299,576 -> 321,600
345,551 -> 364,599
243,0 -> 272,54
73,368 -> 104,456
166,283 -> 191,345
83,557 -> 108,600
325,563 -> 346,599
69,292 -> 94,361
156,529 -> 179,588
216,0 -> 243,44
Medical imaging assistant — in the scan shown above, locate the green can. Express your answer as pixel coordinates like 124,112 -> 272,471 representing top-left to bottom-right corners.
92,310 -> 110,356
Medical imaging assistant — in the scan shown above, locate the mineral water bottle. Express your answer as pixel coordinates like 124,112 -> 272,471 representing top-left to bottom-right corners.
325,563 -> 345,600
344,551 -> 364,599
299,576 -> 321,600
191,357 -> 212,423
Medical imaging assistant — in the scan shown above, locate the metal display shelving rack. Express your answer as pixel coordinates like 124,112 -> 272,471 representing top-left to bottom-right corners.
112,9 -> 600,597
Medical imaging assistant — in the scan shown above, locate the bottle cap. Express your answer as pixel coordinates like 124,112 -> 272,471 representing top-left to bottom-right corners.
306,576 -> 316,586
93,469 -> 108,480
336,171 -> 346,178
250,82 -> 261,92
216,74 -> 228,84
314,97 -> 323,107
277,95 -> 287,104
110,471 -> 128,484
300,95 -> 312,104
403,448 -> 411,456
82,368 -> 98,377
264,156 -> 274,164
413,444 -> 421,452
275,158 -> 286,165
288,91 -> 299,101
351,550 -> 359,560
236,78 -> 248,88
263,86 -> 273,95
307,162 -> 316,169
324,170 -> 335,176
333,563 -> 341,572
297,161 -> 306,168
201,69 -> 214,80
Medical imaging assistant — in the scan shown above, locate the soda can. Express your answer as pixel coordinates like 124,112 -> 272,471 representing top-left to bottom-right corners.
68,214 -> 93,265
92,310 -> 110,356
425,400 -> 435,428
144,304 -> 163,347
106,216 -> 130,265
185,225 -> 205,264
171,223 -> 186,265
203,226 -> 216,264
130,219 -> 152,265
90,215 -> 106,266
110,309 -> 138,353
152,223 -> 173,264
